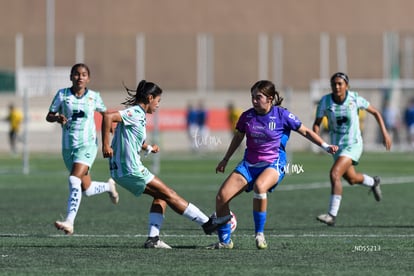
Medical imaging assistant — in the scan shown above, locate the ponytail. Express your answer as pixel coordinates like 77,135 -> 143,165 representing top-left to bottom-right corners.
121,80 -> 163,106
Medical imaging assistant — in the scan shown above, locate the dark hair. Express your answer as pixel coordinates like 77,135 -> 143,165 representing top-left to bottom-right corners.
330,72 -> 349,84
251,80 -> 283,106
122,80 -> 163,106
70,63 -> 90,76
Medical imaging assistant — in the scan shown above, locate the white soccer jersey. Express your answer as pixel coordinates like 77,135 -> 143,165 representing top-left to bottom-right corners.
316,90 -> 369,147
110,105 -> 147,178
48,88 -> 107,149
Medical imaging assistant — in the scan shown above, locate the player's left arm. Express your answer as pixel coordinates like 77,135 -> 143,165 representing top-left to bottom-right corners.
102,111 -> 122,158
142,142 -> 159,155
366,105 -> 392,150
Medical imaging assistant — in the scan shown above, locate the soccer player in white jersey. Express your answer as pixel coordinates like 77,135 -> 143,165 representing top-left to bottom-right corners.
101,80 -> 231,249
313,72 -> 392,226
46,63 -> 119,235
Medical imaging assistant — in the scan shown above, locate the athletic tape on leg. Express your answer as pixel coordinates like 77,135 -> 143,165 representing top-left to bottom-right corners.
254,193 -> 267,199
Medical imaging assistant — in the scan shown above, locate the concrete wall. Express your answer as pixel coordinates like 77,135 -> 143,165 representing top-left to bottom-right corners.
0,1 -> 414,90
0,1 -> 412,154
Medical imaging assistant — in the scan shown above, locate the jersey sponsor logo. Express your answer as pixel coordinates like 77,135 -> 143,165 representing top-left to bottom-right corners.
336,116 -> 348,125
71,110 -> 85,121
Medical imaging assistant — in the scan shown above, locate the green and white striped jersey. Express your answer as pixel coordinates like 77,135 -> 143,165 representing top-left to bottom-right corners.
316,90 -> 369,147
110,105 -> 147,178
48,88 -> 107,149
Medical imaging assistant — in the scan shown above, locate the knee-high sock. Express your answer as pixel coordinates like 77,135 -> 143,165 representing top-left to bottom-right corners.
83,180 -> 110,196
328,194 -> 342,217
217,223 -> 232,244
253,211 -> 267,233
148,212 -> 164,237
66,176 -> 82,224
182,203 -> 209,225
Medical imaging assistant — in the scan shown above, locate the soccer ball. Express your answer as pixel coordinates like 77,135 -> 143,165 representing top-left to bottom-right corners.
211,211 -> 237,233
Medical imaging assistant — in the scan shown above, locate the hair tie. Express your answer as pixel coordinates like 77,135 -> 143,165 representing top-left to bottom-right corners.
331,72 -> 349,84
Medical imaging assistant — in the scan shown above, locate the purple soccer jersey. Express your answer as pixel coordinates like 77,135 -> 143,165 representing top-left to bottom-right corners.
236,106 -> 302,164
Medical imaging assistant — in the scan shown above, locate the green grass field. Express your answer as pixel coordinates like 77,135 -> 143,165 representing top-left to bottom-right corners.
0,150 -> 413,275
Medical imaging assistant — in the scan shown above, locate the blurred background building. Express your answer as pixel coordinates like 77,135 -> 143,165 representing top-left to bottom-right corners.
1,0 -> 413,153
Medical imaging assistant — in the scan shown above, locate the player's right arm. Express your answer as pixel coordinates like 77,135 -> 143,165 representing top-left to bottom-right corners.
46,111 -> 67,125
312,117 -> 323,135
216,130 -> 245,173
102,111 -> 122,158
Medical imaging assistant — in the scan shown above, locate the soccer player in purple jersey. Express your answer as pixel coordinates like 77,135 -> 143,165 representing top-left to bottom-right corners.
207,80 -> 338,249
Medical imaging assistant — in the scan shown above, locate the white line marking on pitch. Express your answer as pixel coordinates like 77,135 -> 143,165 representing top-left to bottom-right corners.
278,176 -> 414,191
1,233 -> 413,238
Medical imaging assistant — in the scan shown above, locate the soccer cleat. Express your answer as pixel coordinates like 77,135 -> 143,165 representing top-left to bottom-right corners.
206,240 -> 234,249
144,236 -> 172,249
54,220 -> 74,235
108,178 -> 119,204
370,176 -> 382,202
202,214 -> 233,235
316,213 -> 336,226
255,232 -> 268,249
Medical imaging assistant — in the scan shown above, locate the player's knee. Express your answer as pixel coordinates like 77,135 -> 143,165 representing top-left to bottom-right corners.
253,179 -> 269,193
329,170 -> 342,182
254,192 -> 267,199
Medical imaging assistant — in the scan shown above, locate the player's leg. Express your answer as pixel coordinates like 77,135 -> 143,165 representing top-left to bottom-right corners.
252,167 -> 280,249
144,176 -> 228,233
317,156 -> 352,226
343,166 -> 382,201
341,142 -> 381,201
144,198 -> 172,249
9,130 -> 17,154
54,150 -> 86,235
81,174 -> 119,204
78,145 -> 119,203
206,172 -> 246,249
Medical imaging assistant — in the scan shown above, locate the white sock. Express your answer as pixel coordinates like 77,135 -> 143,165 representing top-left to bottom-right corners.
182,203 -> 209,225
361,174 -> 374,187
66,176 -> 82,224
83,181 -> 110,196
328,194 -> 342,217
148,212 -> 164,237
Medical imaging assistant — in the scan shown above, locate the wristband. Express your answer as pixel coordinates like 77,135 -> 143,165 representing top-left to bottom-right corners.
321,142 -> 330,152
144,145 -> 153,156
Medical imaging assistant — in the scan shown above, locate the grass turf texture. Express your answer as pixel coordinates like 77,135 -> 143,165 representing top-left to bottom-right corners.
0,151 -> 413,275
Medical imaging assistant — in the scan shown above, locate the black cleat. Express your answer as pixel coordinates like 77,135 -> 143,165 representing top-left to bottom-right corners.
371,176 -> 382,202
202,214 -> 232,235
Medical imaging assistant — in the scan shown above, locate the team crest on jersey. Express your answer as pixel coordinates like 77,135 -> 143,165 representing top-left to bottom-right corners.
268,121 -> 276,130
126,110 -> 133,117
